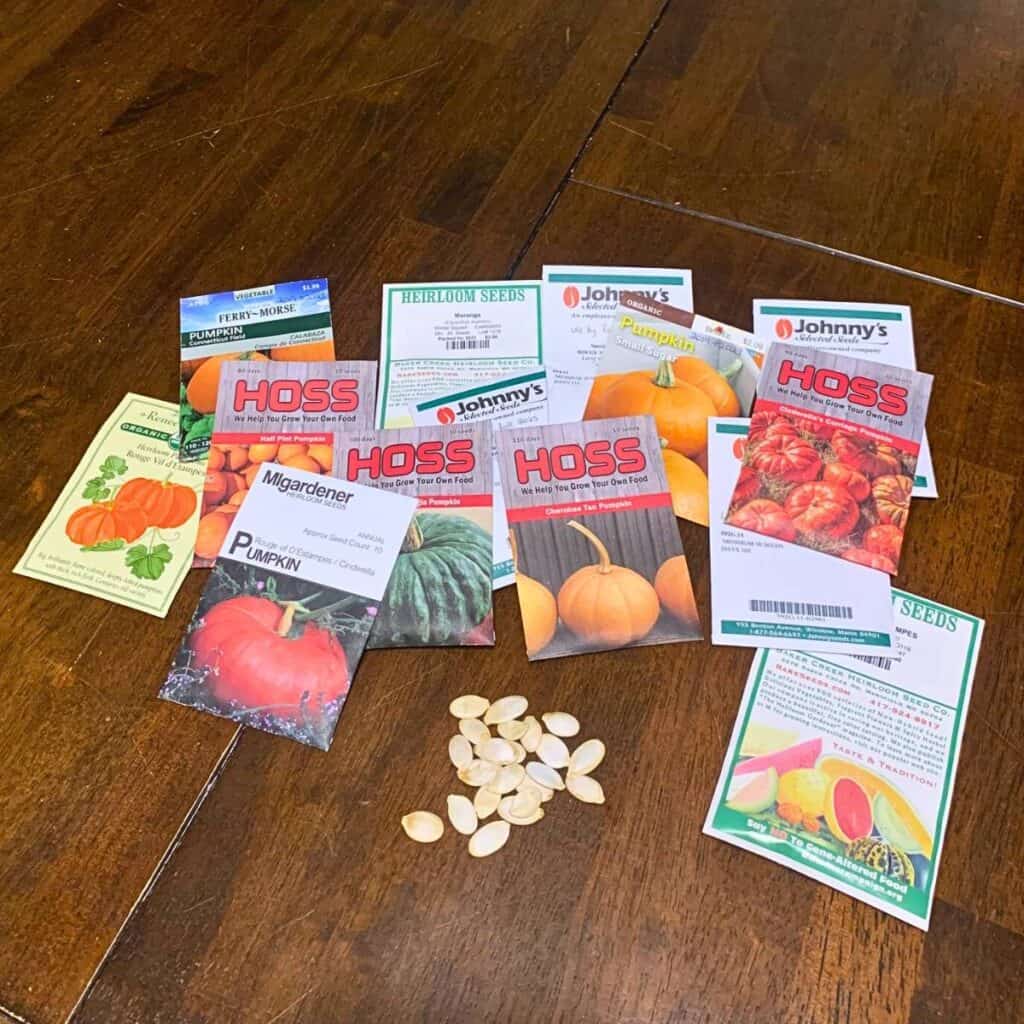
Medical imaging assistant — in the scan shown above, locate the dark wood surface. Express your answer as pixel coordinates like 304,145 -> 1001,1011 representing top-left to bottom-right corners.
2,3 -> 1022,1023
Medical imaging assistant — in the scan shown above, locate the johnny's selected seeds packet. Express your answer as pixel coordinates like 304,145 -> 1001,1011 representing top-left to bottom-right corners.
727,344 -> 932,574
333,424 -> 495,648
496,415 -> 701,660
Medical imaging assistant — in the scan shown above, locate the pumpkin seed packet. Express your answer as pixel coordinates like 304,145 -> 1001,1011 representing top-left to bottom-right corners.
332,424 -> 495,649
727,344 -> 933,575
496,415 -> 701,661
160,461 -> 417,750
14,393 -> 205,617
179,279 -> 335,462
584,292 -> 763,527
193,359 -> 377,568
703,591 -> 984,931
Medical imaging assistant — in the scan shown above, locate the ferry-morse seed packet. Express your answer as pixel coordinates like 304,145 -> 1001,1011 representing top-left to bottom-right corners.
496,415 -> 701,660
333,424 -> 495,649
727,345 -> 932,574
194,359 -> 376,567
179,279 -> 335,461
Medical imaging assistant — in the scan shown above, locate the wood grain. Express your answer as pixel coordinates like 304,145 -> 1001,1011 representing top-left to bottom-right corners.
71,184 -> 1024,1023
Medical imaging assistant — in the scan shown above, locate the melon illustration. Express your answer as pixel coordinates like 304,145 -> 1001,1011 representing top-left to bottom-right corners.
727,767 -> 778,814
873,792 -> 925,854
734,736 -> 822,777
776,768 -> 830,818
738,722 -> 799,758
823,777 -> 873,843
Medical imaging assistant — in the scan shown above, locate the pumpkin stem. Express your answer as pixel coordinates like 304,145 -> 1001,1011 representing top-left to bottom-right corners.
653,359 -> 677,389
404,516 -> 424,552
566,519 -> 612,574
276,601 -> 298,636
720,357 -> 743,383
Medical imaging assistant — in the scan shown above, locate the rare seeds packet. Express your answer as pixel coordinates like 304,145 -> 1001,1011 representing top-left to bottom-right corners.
194,359 -> 376,567
584,293 -> 762,526
727,344 -> 933,574
496,415 -> 701,660
333,424 -> 495,649
15,393 -> 204,617
160,462 -> 417,750
703,591 -> 984,930
179,279 -> 335,461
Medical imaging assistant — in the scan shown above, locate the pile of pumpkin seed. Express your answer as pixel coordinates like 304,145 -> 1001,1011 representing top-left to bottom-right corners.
400,694 -> 606,857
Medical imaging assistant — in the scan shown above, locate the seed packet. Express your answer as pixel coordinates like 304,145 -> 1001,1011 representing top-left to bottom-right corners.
179,280 -> 335,461
194,359 -> 377,567
411,369 -> 549,590
583,293 -> 762,526
332,424 -> 495,648
496,415 -> 701,660
727,344 -> 933,575
14,393 -> 204,617
160,462 -> 416,750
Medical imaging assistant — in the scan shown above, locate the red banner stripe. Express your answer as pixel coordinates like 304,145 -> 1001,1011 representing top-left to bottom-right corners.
506,492 -> 672,523
418,494 -> 493,509
211,432 -> 333,446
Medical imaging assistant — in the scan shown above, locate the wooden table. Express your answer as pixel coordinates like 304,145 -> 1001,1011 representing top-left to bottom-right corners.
3,2 -> 1022,1022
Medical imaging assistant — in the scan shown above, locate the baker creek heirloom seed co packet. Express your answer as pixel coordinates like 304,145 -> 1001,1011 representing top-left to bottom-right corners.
333,424 -> 495,648
541,266 -> 693,421
179,279 -> 335,461
728,345 -> 932,575
708,420 -> 894,655
753,300 -> 937,498
160,462 -> 416,750
411,370 -> 549,589
193,359 -> 377,567
704,592 -> 983,930
496,416 -> 701,660
584,293 -> 762,527
376,281 -> 543,428
15,394 -> 204,618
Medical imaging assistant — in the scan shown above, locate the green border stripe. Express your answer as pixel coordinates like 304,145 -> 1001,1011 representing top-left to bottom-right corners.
714,423 -> 749,435
758,306 -> 903,320
415,371 -> 546,411
548,273 -> 685,285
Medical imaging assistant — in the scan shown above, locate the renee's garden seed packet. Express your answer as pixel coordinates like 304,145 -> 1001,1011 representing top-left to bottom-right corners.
15,394 -> 204,617
333,424 -> 495,649
411,369 -> 549,590
708,419 -> 894,654
753,301 -> 937,497
703,591 -> 983,930
179,279 -> 335,461
584,293 -> 762,526
496,416 -> 701,660
160,462 -> 416,750
194,359 -> 377,567
728,345 -> 932,574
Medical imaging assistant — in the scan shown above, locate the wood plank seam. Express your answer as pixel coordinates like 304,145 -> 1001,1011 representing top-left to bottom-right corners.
0,1000 -> 33,1024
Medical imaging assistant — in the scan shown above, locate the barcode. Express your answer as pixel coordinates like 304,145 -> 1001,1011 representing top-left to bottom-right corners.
853,654 -> 894,671
749,599 -> 853,619
446,339 -> 491,350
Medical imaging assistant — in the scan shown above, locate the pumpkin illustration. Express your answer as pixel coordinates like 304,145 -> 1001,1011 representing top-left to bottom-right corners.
556,520 -> 660,646
654,555 -> 699,627
194,508 -> 235,561
733,465 -> 761,504
842,547 -> 896,574
728,499 -> 796,542
191,596 -> 349,716
582,373 -> 623,420
662,447 -> 709,525
784,482 -> 860,539
831,430 -> 902,478
66,500 -> 148,546
822,463 -> 871,502
599,360 -> 716,456
510,530 -> 557,656
671,355 -> 740,416
748,435 -> 822,483
370,513 -> 492,647
185,352 -> 268,414
872,475 -> 913,529
115,478 -> 197,529
749,412 -> 798,442
269,340 -> 335,361
864,524 -> 904,564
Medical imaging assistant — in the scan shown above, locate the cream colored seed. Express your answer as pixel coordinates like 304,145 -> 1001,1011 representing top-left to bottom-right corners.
498,795 -> 544,826
521,716 -> 543,752
476,737 -> 516,764
569,739 -> 605,776
537,733 -> 570,769
401,811 -> 444,843
497,718 -> 529,741
469,820 -> 510,857
517,777 -> 554,804
474,786 -> 501,820
447,794 -> 478,835
525,761 -> 564,791
542,712 -> 580,737
566,774 -> 605,805
508,740 -> 527,763
459,718 -> 491,745
488,763 -> 526,794
484,695 -> 528,725
458,759 -> 498,787
450,695 -> 490,719
448,735 -> 473,769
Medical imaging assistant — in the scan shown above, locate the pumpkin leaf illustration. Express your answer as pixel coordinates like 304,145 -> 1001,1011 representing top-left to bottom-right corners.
125,542 -> 173,580
82,477 -> 111,501
82,538 -> 127,552
184,414 -> 213,444
99,455 -> 128,478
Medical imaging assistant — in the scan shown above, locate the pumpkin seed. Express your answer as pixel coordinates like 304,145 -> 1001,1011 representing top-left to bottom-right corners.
448,735 -> 473,769
488,763 -> 526,794
473,786 -> 501,820
450,695 -> 490,719
521,716 -> 543,753
542,712 -> 580,737
447,794 -> 478,835
509,788 -> 541,818
498,794 -> 544,826
468,820 -> 511,857
401,811 -> 444,843
459,718 -> 491,745
566,774 -> 605,805
476,737 -> 516,764
507,740 -> 527,763
525,761 -> 564,791
568,739 -> 605,776
458,759 -> 498,787
497,718 -> 529,741
483,695 -> 528,725
537,733 -> 570,769
517,777 -> 554,804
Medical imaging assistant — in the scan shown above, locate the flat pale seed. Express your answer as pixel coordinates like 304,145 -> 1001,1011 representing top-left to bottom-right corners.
542,712 -> 580,737
497,718 -> 529,741
474,787 -> 501,820
521,716 -> 543,753
476,737 -> 516,764
448,735 -> 473,769
510,789 -> 541,818
459,718 -> 491,745
450,695 -> 490,719
517,777 -> 554,804
498,796 -> 544,826
468,820 -> 510,858
525,761 -> 564,791
483,695 -> 528,725
447,794 -> 478,835
488,764 -> 526,794
569,739 -> 605,776
458,760 -> 498,787
566,774 -> 605,805
508,740 -> 527,763
401,811 -> 444,843
537,733 -> 570,769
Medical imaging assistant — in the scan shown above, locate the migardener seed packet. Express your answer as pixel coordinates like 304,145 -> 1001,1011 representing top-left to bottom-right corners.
15,393 -> 204,617
179,279 -> 335,462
